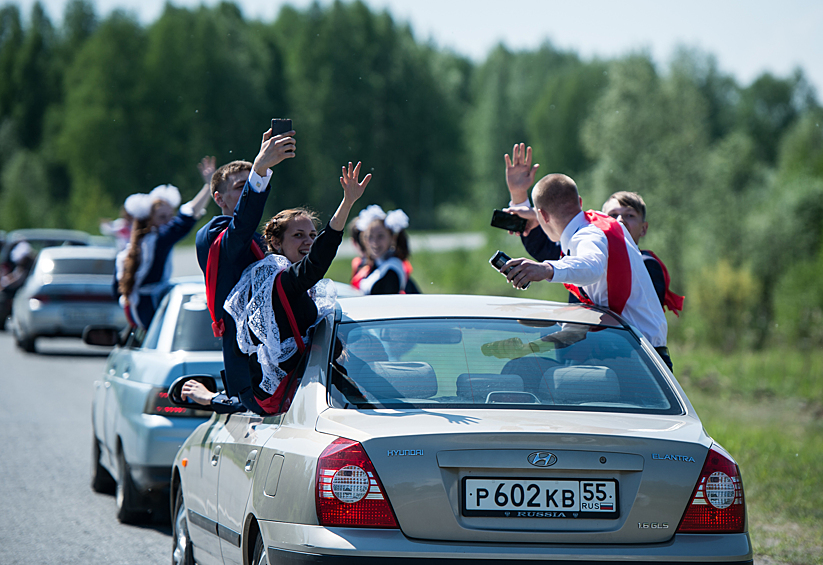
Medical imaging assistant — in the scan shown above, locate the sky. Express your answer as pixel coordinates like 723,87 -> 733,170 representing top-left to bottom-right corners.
9,0 -> 823,96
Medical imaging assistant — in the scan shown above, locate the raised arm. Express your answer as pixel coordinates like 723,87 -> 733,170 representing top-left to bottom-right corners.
329,161 -> 371,232
505,143 -> 540,205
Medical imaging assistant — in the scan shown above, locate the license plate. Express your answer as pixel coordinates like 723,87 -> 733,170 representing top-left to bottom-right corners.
462,477 -> 618,519
63,308 -> 107,325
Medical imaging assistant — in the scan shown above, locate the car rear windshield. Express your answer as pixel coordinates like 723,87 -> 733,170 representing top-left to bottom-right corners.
171,293 -> 222,352
48,257 -> 114,275
329,318 -> 680,414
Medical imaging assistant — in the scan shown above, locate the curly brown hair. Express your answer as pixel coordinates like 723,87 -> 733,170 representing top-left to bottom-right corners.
262,208 -> 320,254
118,200 -> 166,298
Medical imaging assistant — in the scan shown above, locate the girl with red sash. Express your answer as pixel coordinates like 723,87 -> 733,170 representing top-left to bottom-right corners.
184,162 -> 371,415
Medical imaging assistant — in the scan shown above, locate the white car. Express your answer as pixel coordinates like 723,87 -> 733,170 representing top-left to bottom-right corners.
169,294 -> 751,565
89,278 -> 222,523
11,246 -> 126,352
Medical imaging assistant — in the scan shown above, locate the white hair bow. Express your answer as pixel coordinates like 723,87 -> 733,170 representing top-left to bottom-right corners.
123,184 -> 181,220
384,209 -> 409,233
355,204 -> 386,232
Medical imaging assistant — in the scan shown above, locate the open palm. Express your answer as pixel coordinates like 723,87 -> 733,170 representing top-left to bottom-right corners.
340,161 -> 371,203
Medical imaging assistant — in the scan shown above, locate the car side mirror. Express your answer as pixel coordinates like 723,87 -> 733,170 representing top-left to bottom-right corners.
168,374 -> 219,408
82,325 -> 123,347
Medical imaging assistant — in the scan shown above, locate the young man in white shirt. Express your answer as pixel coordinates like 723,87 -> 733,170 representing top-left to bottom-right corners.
501,171 -> 672,370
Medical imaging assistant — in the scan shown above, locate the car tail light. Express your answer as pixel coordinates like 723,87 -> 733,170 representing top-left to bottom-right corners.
316,438 -> 398,528
677,444 -> 746,533
144,388 -> 211,418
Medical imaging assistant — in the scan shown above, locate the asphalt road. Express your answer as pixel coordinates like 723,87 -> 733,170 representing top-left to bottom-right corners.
0,332 -> 171,564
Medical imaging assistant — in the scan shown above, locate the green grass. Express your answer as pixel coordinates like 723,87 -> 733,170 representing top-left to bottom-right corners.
674,345 -> 823,564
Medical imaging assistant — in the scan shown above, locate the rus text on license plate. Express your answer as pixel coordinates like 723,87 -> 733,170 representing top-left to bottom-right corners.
462,478 -> 618,518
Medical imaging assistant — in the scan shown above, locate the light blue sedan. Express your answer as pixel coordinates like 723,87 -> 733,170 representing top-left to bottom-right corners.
89,277 -> 223,523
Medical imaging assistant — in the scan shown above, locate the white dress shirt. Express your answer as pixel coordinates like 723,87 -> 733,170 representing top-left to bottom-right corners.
547,211 -> 668,347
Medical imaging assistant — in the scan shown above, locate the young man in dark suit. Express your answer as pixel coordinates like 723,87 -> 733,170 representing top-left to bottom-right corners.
194,125 -> 296,412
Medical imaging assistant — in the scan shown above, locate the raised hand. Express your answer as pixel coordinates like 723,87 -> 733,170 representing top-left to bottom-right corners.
504,143 -> 540,204
198,156 -> 216,183
340,161 -> 371,204
253,126 -> 296,175
329,161 -> 371,232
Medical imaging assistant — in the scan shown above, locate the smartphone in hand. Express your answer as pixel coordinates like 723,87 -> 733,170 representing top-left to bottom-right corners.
489,250 -> 530,289
490,209 -> 527,233
271,118 -> 293,136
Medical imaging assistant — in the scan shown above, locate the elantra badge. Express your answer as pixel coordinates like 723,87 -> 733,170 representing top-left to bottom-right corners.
527,452 -> 557,467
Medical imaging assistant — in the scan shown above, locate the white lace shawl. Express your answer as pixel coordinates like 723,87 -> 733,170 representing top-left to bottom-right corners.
224,254 -> 337,395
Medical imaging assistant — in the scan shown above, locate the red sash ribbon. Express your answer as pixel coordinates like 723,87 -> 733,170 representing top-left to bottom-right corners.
563,211 -> 632,315
642,249 -> 684,316
254,272 -> 306,415
205,229 -> 265,337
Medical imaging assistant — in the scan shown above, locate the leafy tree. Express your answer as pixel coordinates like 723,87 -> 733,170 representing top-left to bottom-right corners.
466,43 -> 579,212
0,148 -> 55,229
777,108 -> 823,180
11,2 -> 59,149
735,70 -> 817,164
138,3 -> 280,191
528,59 -> 608,178
581,53 -> 710,283
271,1 -> 468,227
56,11 -> 147,226
0,5 -> 23,123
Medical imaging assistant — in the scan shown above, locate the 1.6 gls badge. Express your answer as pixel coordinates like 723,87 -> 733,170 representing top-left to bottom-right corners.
527,452 -> 558,467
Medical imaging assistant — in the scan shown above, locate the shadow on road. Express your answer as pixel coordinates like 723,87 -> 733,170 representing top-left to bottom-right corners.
33,348 -> 112,358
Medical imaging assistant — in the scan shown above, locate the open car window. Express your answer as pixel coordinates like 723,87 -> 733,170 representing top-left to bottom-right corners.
329,318 -> 680,415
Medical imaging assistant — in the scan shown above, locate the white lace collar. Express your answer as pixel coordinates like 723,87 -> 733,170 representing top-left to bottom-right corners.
224,254 -> 337,395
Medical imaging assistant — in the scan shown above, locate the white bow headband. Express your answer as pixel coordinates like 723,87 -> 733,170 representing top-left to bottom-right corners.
355,205 -> 409,234
124,184 -> 181,220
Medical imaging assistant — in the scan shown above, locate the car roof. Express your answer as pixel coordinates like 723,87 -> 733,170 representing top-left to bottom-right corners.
337,294 -> 624,327
4,228 -> 91,243
36,245 -> 117,260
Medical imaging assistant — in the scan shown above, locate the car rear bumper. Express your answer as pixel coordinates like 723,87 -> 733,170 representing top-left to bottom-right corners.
259,522 -> 752,563
19,305 -> 126,337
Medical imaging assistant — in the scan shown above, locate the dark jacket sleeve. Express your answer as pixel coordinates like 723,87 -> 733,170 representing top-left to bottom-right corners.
369,269 -> 401,295
221,182 -> 270,259
643,254 -> 666,308
521,229 -> 562,262
278,225 -> 344,299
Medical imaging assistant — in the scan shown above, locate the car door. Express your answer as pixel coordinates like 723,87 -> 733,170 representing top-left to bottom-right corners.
183,413 -> 231,565
216,412 -> 282,565
101,339 -> 137,463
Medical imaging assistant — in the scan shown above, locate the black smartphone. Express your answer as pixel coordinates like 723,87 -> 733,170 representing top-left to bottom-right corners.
489,250 -> 530,289
489,250 -> 513,273
271,118 -> 293,136
490,209 -> 527,233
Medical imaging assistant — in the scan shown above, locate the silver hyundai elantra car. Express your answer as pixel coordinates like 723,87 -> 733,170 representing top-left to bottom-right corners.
170,294 -> 751,565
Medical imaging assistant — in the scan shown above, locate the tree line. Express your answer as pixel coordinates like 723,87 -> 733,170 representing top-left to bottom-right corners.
1,0 -> 822,350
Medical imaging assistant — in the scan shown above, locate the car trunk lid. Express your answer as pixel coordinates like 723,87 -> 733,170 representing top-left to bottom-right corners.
316,408 -> 709,543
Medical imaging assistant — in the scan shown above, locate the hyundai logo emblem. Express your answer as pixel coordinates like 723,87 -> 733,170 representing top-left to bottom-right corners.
527,452 -> 558,467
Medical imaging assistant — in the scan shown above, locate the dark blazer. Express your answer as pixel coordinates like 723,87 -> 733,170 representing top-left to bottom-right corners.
195,181 -> 269,411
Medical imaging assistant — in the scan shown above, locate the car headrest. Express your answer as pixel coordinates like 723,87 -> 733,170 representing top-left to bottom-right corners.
456,373 -> 524,402
551,365 -> 620,404
367,361 -> 437,399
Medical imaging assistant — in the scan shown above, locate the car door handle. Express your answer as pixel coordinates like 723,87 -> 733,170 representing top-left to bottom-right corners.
245,450 -> 259,473
211,445 -> 222,467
